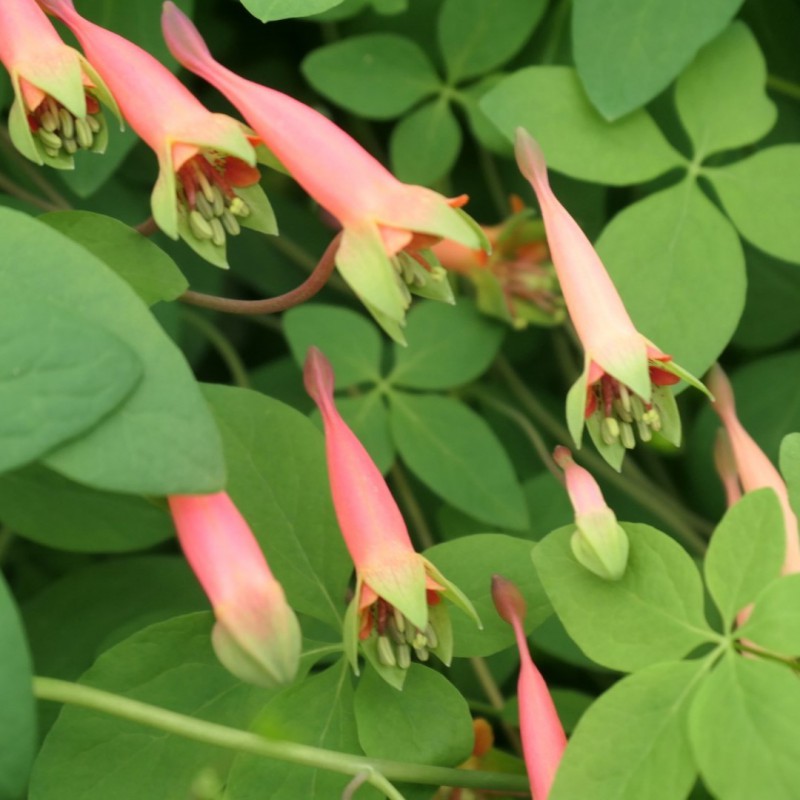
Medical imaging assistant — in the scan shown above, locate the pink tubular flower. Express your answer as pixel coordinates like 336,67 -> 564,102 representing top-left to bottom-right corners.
492,575 -> 566,799
304,346 -> 479,688
168,492 -> 301,687
433,198 -> 565,330
38,0 -> 276,268
707,364 -> 800,574
554,446 -> 629,580
161,2 -> 487,343
515,128 -> 709,470
0,0 -> 118,168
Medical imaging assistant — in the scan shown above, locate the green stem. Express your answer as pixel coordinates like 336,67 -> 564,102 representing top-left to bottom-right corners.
181,309 -> 250,389
735,642 -> 800,671
390,462 -> 436,550
477,147 -> 508,220
767,74 -> 800,102
469,657 -> 522,754
495,357 -> 711,553
33,677 -> 531,795
0,172 -> 63,212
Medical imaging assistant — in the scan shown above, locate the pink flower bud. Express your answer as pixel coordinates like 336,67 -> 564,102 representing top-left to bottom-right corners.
491,575 -> 566,799
168,492 -> 301,688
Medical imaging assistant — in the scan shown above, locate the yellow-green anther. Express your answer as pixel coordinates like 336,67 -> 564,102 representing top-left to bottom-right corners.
601,416 -> 619,444
39,129 -> 62,150
44,147 -> 59,158
643,408 -> 660,429
59,108 -> 74,139
614,399 -> 633,423
396,643 -> 411,669
86,115 -> 101,133
425,623 -> 438,650
197,171 -> 215,204
189,209 -> 214,240
412,631 -> 427,650
387,619 -> 404,645
620,422 -> 636,449
404,624 -> 416,646
211,186 -> 225,217
636,420 -> 652,442
209,217 -> 226,247
618,383 -> 632,415
63,139 -> 78,155
74,117 -> 93,149
377,635 -> 397,667
630,394 -> 645,422
195,193 -> 215,221
221,209 -> 241,236
229,196 -> 250,218
414,646 -> 429,662
40,111 -> 58,132
393,607 -> 406,634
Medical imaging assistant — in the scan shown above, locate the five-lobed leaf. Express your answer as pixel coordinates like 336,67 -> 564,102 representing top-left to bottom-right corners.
689,653 -> 800,800
674,22 -> 776,159
532,523 -> 717,671
480,67 -> 683,185
703,489 -> 786,628
572,0 -> 744,121
550,660 -> 710,800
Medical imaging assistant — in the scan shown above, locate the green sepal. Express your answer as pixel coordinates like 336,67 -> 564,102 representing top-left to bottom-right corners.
89,111 -> 110,155
585,413 -> 626,471
422,556 -> 482,629
365,301 -> 407,345
77,52 -> 122,128
151,151 -> 180,240
251,136 -> 288,175
399,252 -> 455,304
22,49 -> 85,118
427,600 -> 454,667
453,206 -> 491,253
361,642 -> 407,690
652,385 -> 681,447
237,183 -> 278,236
594,335 -> 652,402
176,205 -> 229,269
336,222 -> 409,326
342,595 -> 361,676
572,510 -> 630,581
8,92 -> 46,166
652,355 -> 714,400
566,368 -> 589,449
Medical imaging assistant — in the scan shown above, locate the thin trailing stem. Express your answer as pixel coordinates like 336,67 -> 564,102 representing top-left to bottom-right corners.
390,461 -> 436,550
767,74 -> 800,102
181,309 -> 251,389
180,234 -> 340,315
0,172 -> 63,212
135,216 -> 158,236
735,642 -> 800,671
495,356 -> 712,553
469,656 -> 522,754
33,676 -> 531,795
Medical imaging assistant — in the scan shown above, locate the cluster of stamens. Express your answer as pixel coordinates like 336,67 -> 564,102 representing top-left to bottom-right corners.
361,596 -> 441,670
589,374 -> 663,449
28,93 -> 103,158
178,154 -> 252,249
497,256 -> 564,321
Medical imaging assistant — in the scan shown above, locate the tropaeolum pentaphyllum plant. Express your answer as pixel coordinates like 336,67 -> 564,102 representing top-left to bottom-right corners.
3,2 -> 800,799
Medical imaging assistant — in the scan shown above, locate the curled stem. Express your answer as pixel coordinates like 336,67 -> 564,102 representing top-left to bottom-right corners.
33,676 -> 530,795
135,216 -> 158,236
180,233 -> 340,315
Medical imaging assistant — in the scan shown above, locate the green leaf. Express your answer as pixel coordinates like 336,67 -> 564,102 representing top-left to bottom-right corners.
241,0 -> 345,22
689,653 -> 800,800
227,662 -> 378,799
29,614 -> 274,800
204,385 -> 351,628
41,212 -> 188,306
355,664 -> 473,765
283,304 -> 383,388
390,98 -> 462,185
0,288 -> 141,475
0,210 -> 227,495
302,34 -> 440,120
597,180 -> 745,377
311,392 -> 395,474
457,75 -> 514,155
480,67 -> 683,184
532,523 -> 716,671
572,0 -> 743,121
425,534 -> 550,657
438,0 -> 547,83
704,489 -> 786,628
389,299 -> 504,389
0,464 -> 174,552
781,433 -> 800,522
57,0 -> 195,197
738,574 -> 800,653
22,557 -> 206,733
390,393 -> 528,530
0,576 -> 35,800
523,472 -> 574,541
550,660 -> 709,800
708,145 -> 800,264
675,23 -> 776,159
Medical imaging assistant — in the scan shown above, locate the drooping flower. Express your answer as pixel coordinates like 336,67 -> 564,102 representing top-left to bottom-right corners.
554,446 -> 629,580
161,2 -> 487,342
515,128 -> 709,470
39,0 -> 276,268
0,0 -> 118,168
433,198 -> 565,329
492,575 -> 566,800
168,492 -> 301,688
304,346 -> 479,688
707,364 -> 800,574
